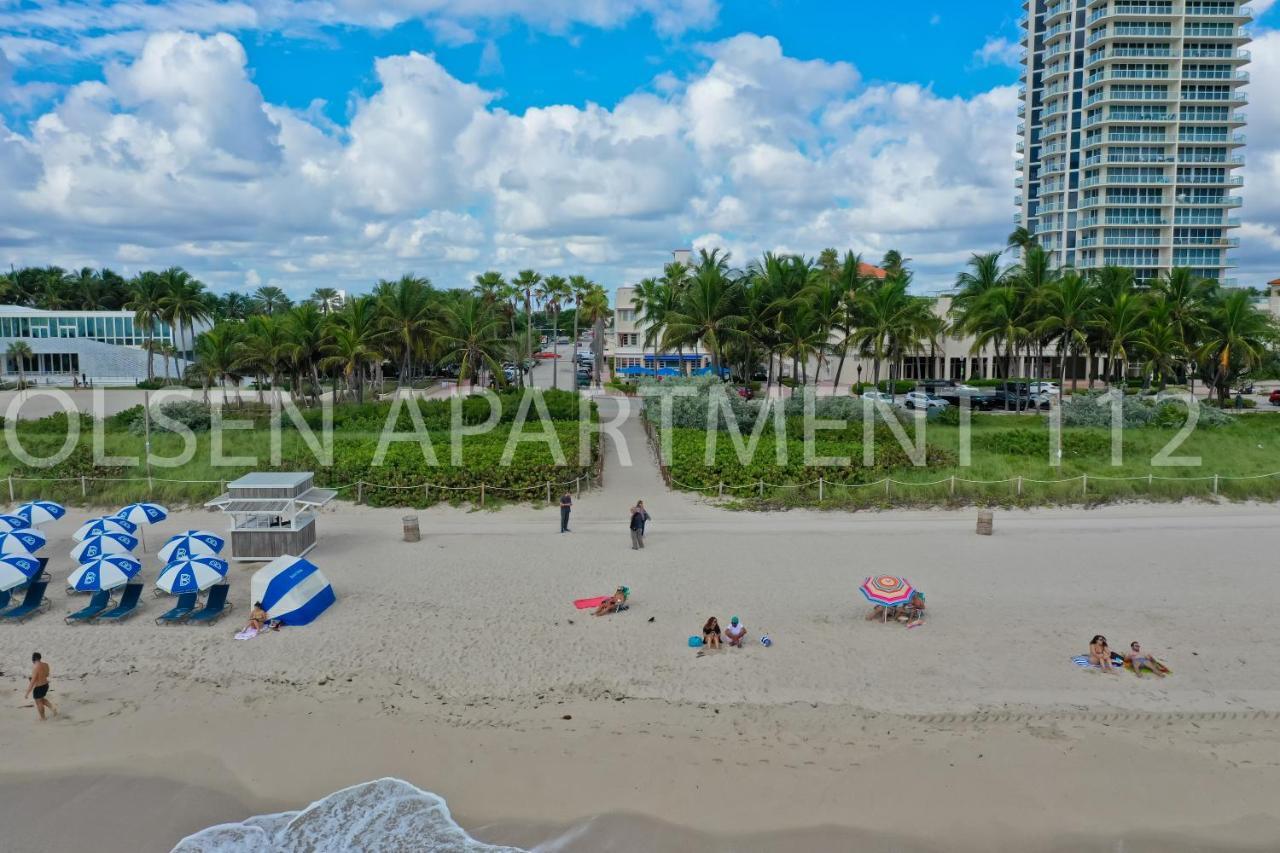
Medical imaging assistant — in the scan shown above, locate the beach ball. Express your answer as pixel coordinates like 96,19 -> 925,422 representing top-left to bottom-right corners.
760,635 -> 772,647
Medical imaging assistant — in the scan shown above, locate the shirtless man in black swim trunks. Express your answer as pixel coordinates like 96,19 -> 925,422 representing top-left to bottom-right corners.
25,652 -> 57,721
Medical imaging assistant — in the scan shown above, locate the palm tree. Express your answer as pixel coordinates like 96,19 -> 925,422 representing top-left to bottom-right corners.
1138,303 -> 1186,390
880,250 -> 911,278
253,286 -> 292,316
579,285 -> 611,387
1034,271 -> 1097,390
284,303 -> 329,405
511,269 -> 542,370
436,295 -> 509,389
1007,226 -> 1037,256
160,268 -> 209,375
6,341 -> 33,389
536,274 -> 571,388
377,274 -> 433,386
192,324 -> 246,405
64,267 -> 106,310
472,271 -> 506,305
567,274 -> 593,369
631,277 -> 668,375
1094,287 -> 1147,386
308,287 -> 341,314
220,292 -> 254,321
1198,289 -> 1277,404
322,297 -> 383,403
126,271 -> 168,382
854,275 -> 934,400
664,258 -> 745,377
1153,268 -> 1216,393
826,252 -> 873,390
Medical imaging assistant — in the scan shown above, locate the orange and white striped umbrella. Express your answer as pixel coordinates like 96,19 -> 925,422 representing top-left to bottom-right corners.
859,575 -> 915,607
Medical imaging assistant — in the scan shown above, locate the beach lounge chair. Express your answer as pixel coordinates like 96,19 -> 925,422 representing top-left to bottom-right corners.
0,581 -> 51,623
155,592 -> 200,626
186,584 -> 233,626
97,584 -> 144,623
65,590 -> 113,624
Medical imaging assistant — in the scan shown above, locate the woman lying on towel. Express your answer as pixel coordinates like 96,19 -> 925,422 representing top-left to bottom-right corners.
1125,641 -> 1169,678
593,587 -> 629,616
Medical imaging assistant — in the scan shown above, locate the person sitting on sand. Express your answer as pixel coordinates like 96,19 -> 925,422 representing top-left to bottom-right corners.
244,601 -> 269,633
724,616 -> 747,648
905,591 -> 926,627
865,605 -> 897,621
1089,635 -> 1117,674
702,617 -> 722,649
1125,641 -> 1168,678
593,587 -> 629,616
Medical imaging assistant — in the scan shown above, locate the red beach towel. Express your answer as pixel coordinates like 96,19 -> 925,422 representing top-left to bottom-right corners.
574,596 -> 610,610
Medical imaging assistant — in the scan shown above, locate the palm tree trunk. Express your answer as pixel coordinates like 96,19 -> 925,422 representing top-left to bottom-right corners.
832,340 -> 850,391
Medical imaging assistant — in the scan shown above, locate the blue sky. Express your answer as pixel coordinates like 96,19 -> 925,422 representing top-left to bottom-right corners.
0,0 -> 1277,297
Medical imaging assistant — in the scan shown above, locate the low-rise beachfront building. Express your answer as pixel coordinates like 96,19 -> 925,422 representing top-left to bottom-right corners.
0,306 -> 185,385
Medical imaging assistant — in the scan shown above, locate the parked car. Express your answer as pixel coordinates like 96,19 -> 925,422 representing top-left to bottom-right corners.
903,391 -> 949,411
736,386 -> 755,400
1029,382 -> 1060,396
1270,389 -> 1280,406
859,390 -> 897,405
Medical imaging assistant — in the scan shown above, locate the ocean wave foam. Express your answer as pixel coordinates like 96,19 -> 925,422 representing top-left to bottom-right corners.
172,777 -> 526,853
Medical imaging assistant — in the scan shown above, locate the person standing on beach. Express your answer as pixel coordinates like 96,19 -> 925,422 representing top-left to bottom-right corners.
25,652 -> 57,721
629,500 -> 650,550
560,490 -> 573,533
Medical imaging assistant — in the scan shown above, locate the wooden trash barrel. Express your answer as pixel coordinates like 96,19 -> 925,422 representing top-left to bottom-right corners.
976,510 -> 994,536
403,515 -> 421,542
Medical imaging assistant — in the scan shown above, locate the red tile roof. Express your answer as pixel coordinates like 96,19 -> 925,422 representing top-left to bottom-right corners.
861,262 -> 888,279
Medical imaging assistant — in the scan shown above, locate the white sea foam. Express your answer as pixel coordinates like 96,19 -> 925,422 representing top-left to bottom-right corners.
172,778 -> 526,853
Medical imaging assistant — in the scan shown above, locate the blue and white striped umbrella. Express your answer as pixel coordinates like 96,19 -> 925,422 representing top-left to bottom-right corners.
158,531 -> 225,563
0,555 -> 43,592
71,531 -> 139,563
156,557 -> 230,594
0,514 -> 30,533
73,516 -> 139,542
68,555 -> 142,592
114,503 -> 169,526
0,529 -> 46,556
251,556 -> 335,626
15,501 -> 65,526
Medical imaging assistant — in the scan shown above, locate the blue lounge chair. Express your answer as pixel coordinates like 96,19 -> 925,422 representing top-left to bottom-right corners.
66,590 -> 113,624
0,581 -> 51,623
186,584 -> 233,626
97,584 -> 144,623
155,592 -> 200,626
0,588 -> 10,612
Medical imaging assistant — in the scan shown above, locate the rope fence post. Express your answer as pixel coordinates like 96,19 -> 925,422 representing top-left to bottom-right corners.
7,476 -> 12,502
1213,474 -> 1219,496
950,475 -> 956,496
1082,474 -> 1088,499
546,481 -> 552,503
818,477 -> 824,502
424,482 -> 430,504
718,482 -> 724,498
885,478 -> 891,498
480,483 -> 486,506
758,479 -> 764,497
357,480 -> 364,505
81,475 -> 87,498
577,476 -> 582,498
1017,476 -> 1023,497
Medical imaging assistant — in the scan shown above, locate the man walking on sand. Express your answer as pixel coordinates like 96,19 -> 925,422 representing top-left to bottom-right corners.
560,490 -> 573,533
629,500 -> 651,550
25,652 -> 57,721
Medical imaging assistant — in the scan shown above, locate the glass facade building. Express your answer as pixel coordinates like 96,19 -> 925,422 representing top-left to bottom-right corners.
1017,0 -> 1250,282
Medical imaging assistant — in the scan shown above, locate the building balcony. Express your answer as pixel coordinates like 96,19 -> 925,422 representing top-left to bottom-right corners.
1173,236 -> 1240,247
1085,154 -> 1175,166
1082,175 -> 1171,187
1176,175 -> 1244,186
1182,69 -> 1249,83
1086,48 -> 1174,66
1179,154 -> 1246,166
1088,6 -> 1179,25
1179,131 -> 1246,145
1103,216 -> 1169,226
1085,91 -> 1173,107
1183,26 -> 1247,39
1087,27 -> 1175,47
1087,69 -> 1171,85
1174,196 -> 1242,206
1181,48 -> 1250,60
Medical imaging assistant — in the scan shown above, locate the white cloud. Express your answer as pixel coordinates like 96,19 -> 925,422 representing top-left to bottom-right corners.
973,36 -> 1022,69
1,28 -> 1276,297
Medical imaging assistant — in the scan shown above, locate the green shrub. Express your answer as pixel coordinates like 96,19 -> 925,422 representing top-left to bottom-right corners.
127,400 -> 212,435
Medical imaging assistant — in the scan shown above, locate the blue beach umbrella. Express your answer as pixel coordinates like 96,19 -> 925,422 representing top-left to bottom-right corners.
0,514 -> 30,533
251,556 -> 336,626
67,555 -> 142,592
0,555 -> 43,592
71,531 -> 139,563
15,501 -> 65,526
158,531 -> 225,563
156,557 -> 230,594
114,503 -> 169,526
656,367 -> 680,377
73,516 -> 139,542
0,529 -> 46,556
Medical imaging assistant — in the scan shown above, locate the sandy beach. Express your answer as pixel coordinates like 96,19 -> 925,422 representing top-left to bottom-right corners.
3,402 -> 1280,851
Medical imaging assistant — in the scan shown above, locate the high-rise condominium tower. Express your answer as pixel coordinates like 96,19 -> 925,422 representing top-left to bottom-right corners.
1016,1 -> 1250,283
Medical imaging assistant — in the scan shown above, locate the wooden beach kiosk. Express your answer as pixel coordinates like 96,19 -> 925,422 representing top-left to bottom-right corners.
205,473 -> 337,561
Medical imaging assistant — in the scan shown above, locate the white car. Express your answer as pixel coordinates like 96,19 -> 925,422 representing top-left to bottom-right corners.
903,391 -> 949,411
952,382 -> 980,393
1029,382 -> 1060,396
860,390 -> 897,405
